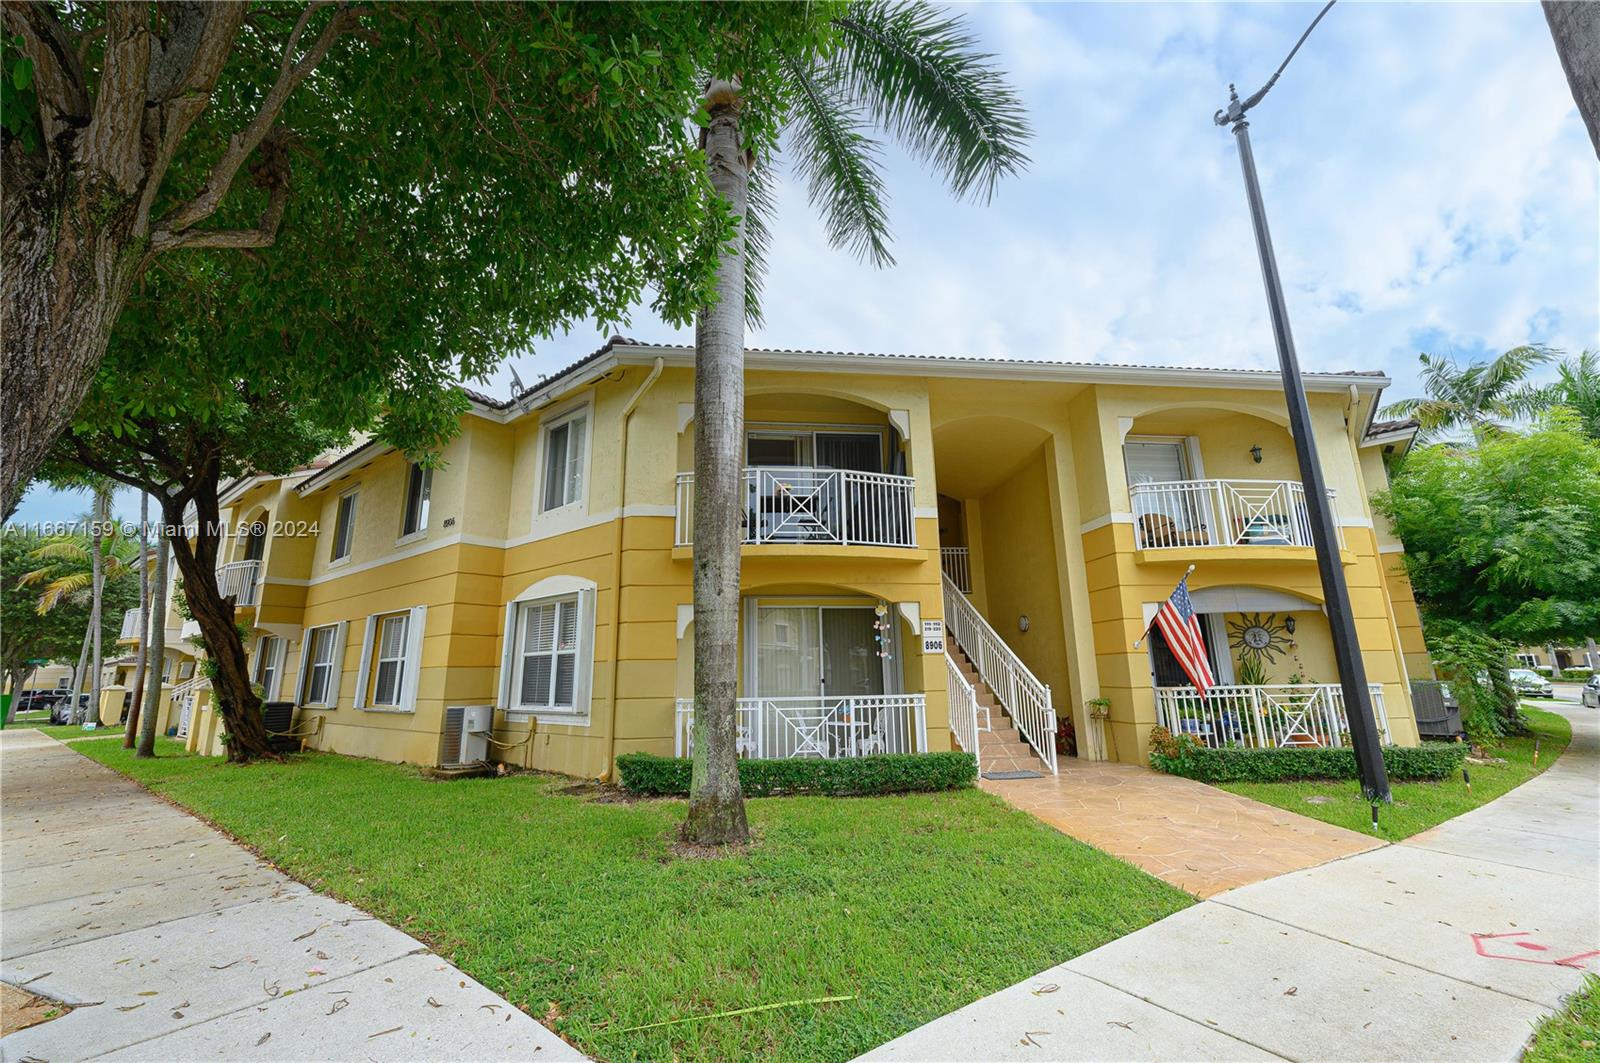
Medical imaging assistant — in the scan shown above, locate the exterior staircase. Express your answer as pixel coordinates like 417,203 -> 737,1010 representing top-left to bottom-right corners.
947,643 -> 1052,777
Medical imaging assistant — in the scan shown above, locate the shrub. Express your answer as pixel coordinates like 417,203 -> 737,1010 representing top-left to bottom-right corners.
1558,667 -> 1593,681
616,751 -> 978,797
1148,730 -> 1467,783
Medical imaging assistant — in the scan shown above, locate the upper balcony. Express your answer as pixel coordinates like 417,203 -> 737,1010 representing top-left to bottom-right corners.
217,559 -> 262,606
119,607 -> 142,641
1130,478 -> 1342,552
674,467 -> 917,549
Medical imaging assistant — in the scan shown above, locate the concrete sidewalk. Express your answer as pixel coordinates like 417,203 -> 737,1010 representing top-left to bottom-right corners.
0,729 -> 583,1062
865,703 -> 1599,1061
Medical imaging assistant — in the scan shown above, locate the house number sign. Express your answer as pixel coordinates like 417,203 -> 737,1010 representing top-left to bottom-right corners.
922,620 -> 945,655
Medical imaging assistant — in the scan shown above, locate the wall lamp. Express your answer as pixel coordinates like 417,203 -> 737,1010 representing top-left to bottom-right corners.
1250,444 -> 1263,464
1285,615 -> 1297,634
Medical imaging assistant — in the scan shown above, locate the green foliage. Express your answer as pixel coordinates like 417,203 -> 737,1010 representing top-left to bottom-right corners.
1147,727 -> 1467,783
2,527 -> 137,682
1425,628 -> 1515,742
1519,349 -> 1600,443
1524,975 -> 1600,1062
1558,666 -> 1594,681
1,32 -> 40,153
80,739 -> 1190,1061
1235,655 -> 1266,686
1375,411 -> 1600,647
618,751 -> 977,796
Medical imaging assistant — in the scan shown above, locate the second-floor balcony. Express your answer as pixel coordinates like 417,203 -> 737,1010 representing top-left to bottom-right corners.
1130,478 -> 1341,552
217,559 -> 262,607
674,467 -> 917,549
119,607 -> 143,640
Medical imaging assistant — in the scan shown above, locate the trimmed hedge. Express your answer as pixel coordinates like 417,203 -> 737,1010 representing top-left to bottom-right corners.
616,751 -> 978,797
1148,727 -> 1467,784
1558,667 -> 1594,681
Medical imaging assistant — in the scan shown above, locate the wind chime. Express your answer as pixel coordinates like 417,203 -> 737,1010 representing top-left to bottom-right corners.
873,603 -> 894,661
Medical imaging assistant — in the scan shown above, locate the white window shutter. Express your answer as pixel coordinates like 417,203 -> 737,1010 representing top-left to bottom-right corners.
294,631 -> 314,704
400,605 -> 427,712
326,621 -> 350,708
497,603 -> 518,710
270,635 -> 289,700
353,615 -> 376,710
575,587 -> 597,713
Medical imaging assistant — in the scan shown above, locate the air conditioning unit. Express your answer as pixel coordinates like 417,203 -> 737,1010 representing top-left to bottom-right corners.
439,705 -> 493,768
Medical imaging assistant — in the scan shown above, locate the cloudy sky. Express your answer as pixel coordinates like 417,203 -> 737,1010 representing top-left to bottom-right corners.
14,0 -> 1596,525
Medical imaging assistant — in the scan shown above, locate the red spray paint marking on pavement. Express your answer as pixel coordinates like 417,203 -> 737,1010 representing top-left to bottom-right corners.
1471,931 -> 1600,969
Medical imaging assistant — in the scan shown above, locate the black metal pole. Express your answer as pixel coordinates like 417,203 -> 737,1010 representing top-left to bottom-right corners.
1218,85 -> 1392,802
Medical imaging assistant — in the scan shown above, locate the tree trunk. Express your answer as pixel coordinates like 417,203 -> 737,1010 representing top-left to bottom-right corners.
683,80 -> 751,847
136,527 -> 168,757
159,474 -> 274,762
125,491 -> 150,747
69,612 -> 91,724
1486,656 -> 1521,733
87,484 -> 109,726
1586,636 -> 1598,671
1544,1 -> 1600,160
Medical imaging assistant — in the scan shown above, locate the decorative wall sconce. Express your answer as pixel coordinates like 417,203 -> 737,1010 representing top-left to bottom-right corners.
1250,444 -> 1263,464
1284,614 -> 1297,634
1018,615 -> 1031,633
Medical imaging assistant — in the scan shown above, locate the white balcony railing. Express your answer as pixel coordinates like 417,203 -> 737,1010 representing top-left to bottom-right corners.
674,694 -> 927,760
940,547 -> 972,592
217,559 -> 261,606
942,573 -> 1057,774
1130,478 -> 1341,550
119,607 -> 143,640
945,653 -> 982,760
674,467 -> 917,548
1155,683 -> 1391,749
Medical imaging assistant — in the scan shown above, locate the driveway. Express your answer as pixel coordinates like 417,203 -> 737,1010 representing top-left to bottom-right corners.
866,702 -> 1599,1061
0,729 -> 583,1062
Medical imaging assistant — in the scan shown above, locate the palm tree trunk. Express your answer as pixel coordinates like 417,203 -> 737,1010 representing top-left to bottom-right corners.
125,491 -> 150,748
683,79 -> 751,846
1543,1 -> 1600,159
86,485 -> 109,726
137,527 -> 168,757
69,616 -> 91,725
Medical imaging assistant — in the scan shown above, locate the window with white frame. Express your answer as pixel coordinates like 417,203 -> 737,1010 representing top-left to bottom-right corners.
253,636 -> 280,697
303,625 -> 341,705
401,463 -> 432,538
331,490 -> 358,562
515,597 -> 580,711
1516,653 -> 1538,668
540,410 -> 587,512
500,576 -> 595,719
370,613 -> 409,707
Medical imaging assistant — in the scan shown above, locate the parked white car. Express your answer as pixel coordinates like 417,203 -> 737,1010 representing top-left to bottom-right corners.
1583,675 -> 1600,709
1509,668 -> 1554,698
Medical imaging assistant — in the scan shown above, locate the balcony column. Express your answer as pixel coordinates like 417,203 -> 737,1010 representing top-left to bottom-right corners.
1043,423 -> 1103,759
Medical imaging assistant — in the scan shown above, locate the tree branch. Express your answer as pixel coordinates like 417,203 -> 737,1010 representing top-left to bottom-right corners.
154,2 -> 358,239
3,2 -> 91,144
149,163 -> 288,253
82,2 -> 152,193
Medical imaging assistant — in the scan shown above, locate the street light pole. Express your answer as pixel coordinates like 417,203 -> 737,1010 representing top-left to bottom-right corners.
1215,3 -> 1391,803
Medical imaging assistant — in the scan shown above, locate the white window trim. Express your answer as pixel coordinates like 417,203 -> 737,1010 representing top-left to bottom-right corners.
352,606 -> 425,713
254,635 -> 286,701
329,488 -> 360,567
397,463 -> 433,546
533,399 -> 594,521
498,574 -> 596,725
295,621 -> 350,708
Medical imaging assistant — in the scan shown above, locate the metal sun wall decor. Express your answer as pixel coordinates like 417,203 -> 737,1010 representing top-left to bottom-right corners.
1228,612 -> 1293,663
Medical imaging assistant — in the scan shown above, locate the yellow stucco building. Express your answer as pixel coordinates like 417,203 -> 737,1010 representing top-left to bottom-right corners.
135,340 -> 1433,776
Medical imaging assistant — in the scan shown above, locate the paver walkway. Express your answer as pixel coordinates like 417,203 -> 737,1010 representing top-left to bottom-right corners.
0,729 -> 584,1062
868,701 -> 1600,1061
982,758 -> 1382,896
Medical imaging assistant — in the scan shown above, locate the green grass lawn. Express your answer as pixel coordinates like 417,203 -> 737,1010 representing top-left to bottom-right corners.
1218,708 -> 1571,842
1525,975 -> 1600,1061
76,740 -> 1192,1062
4,720 -> 124,741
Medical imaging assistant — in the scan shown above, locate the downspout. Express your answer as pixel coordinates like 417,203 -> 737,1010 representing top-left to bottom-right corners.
601,357 -> 664,781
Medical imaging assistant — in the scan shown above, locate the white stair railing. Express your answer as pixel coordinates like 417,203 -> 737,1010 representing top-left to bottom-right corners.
945,652 -> 981,761
940,547 -> 971,592
169,673 -> 210,738
941,573 -> 1057,774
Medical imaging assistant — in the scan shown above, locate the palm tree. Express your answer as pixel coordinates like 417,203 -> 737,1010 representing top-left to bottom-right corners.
137,525 -> 170,758
1543,1 -> 1600,159
1522,349 -> 1600,442
1380,345 -> 1554,444
125,491 -> 151,748
684,2 -> 1030,844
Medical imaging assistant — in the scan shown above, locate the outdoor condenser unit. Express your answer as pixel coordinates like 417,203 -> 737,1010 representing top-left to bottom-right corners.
439,705 -> 493,768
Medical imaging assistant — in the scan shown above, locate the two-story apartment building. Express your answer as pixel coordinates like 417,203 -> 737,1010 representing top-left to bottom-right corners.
152,339 -> 1432,777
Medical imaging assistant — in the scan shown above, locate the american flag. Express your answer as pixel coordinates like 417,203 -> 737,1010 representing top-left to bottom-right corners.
1155,574 -> 1215,698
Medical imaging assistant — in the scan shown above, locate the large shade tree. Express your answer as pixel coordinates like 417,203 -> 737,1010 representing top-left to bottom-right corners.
684,1 -> 1031,844
1,2 -> 827,517
1374,411 -> 1600,730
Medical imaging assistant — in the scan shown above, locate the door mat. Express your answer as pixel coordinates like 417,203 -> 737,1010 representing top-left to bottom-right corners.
983,770 -> 1043,780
